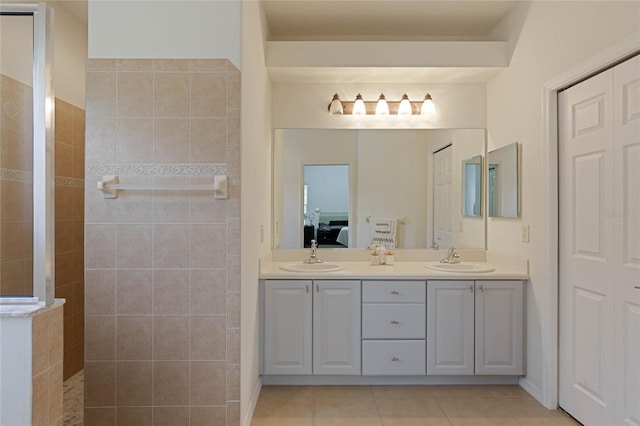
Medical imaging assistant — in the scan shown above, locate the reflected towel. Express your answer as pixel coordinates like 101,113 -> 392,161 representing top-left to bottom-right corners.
369,218 -> 398,249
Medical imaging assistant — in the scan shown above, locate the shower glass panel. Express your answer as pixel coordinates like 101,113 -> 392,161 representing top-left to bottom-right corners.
0,13 -> 35,297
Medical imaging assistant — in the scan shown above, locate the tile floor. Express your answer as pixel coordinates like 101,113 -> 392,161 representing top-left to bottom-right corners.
251,385 -> 581,426
63,369 -> 84,426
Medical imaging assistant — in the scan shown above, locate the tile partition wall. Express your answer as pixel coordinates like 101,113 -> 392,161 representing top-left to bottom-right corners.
54,99 -> 86,380
84,59 -> 241,425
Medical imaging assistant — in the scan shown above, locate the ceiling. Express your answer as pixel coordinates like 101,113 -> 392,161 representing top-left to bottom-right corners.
262,0 -> 518,40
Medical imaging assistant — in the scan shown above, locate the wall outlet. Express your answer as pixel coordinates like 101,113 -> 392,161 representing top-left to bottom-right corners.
521,224 -> 530,243
260,225 -> 264,243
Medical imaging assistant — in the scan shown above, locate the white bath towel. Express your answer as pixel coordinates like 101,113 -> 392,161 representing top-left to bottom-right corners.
369,218 -> 398,249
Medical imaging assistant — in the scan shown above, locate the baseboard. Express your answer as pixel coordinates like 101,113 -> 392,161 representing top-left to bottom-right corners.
262,375 -> 520,386
242,376 -> 262,426
519,377 -> 548,407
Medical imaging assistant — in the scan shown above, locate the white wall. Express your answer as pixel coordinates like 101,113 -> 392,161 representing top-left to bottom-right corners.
305,165 -> 350,216
486,0 -> 640,407
272,82 -> 486,129
89,0 -> 241,68
0,4 -> 87,108
241,2 -> 272,425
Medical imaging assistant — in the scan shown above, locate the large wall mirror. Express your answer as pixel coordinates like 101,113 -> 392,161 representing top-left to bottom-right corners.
487,142 -> 519,218
273,129 -> 486,250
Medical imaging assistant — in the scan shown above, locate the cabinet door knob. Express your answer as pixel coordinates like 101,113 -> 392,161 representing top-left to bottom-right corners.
469,285 -> 474,292
391,357 -> 400,362
635,286 -> 640,290
390,320 -> 399,325
479,285 -> 484,293
391,290 -> 400,295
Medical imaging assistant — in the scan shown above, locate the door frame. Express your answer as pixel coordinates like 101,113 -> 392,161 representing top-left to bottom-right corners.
540,30 -> 640,410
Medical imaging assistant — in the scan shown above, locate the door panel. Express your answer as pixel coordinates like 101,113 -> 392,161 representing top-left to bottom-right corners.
433,146 -> 453,248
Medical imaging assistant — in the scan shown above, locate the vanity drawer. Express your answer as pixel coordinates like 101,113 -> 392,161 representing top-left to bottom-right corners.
362,304 -> 425,339
362,280 -> 426,303
362,340 -> 426,375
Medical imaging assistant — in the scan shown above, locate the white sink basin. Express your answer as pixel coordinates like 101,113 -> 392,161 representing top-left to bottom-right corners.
425,262 -> 495,273
279,262 -> 344,272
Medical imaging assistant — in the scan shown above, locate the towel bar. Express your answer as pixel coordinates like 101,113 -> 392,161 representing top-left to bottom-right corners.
97,175 -> 228,199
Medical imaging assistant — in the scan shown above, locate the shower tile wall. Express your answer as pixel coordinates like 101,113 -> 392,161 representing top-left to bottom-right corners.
1,75 -> 86,382
55,99 -> 86,380
83,59 -> 241,425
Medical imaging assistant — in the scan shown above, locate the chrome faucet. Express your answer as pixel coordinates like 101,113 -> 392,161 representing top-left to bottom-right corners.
440,247 -> 460,264
431,240 -> 440,250
304,240 -> 323,264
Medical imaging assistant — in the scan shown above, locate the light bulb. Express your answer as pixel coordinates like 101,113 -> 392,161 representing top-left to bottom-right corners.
421,93 -> 435,116
328,93 -> 343,115
352,94 -> 367,116
375,93 -> 389,116
397,93 -> 412,116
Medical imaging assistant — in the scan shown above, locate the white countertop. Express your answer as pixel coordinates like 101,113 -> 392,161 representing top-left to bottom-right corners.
259,250 -> 529,280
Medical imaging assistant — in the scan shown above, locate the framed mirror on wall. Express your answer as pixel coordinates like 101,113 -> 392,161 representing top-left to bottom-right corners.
487,142 -> 519,218
273,128 -> 487,250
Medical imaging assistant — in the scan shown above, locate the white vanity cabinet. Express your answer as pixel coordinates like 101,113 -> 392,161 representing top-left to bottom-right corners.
362,280 -> 426,375
263,279 -> 361,376
426,280 -> 524,375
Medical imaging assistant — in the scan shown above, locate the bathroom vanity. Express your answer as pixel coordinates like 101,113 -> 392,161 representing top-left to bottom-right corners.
258,250 -> 529,385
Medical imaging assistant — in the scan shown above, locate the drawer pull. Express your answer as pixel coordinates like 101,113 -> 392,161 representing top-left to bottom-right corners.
390,320 -> 399,325
468,285 -> 474,293
390,290 -> 400,295
391,357 -> 400,362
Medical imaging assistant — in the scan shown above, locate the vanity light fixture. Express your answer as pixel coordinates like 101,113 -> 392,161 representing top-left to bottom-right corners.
327,93 -> 435,116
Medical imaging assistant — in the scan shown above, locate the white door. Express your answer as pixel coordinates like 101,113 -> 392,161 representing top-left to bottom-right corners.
313,280 -> 361,375
426,280 -> 474,375
475,281 -> 524,375
433,146 -> 453,248
613,55 -> 640,426
559,56 -> 640,425
264,280 -> 312,375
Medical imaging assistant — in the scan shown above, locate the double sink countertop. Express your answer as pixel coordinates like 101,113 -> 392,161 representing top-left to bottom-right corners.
259,249 -> 530,280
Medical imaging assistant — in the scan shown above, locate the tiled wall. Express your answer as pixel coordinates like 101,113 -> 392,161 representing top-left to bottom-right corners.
0,74 -> 34,297
54,99 -> 86,380
1,75 -> 85,381
84,59 -> 241,425
32,303 -> 65,425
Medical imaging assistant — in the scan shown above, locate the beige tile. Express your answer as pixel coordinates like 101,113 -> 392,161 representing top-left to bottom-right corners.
227,401 -> 241,426
72,105 -> 85,148
115,361 -> 152,406
48,307 -> 64,365
227,328 -> 241,364
85,315 -> 115,360
227,291 -> 241,329
72,146 -> 84,179
154,59 -> 191,72
1,180 -> 31,222
85,224 -> 115,268
117,59 -> 153,72
0,260 -> 30,296
190,361 -> 226,406
32,312 -> 49,375
153,361 -> 189,406
116,117 -> 153,163
152,224 -> 189,268
437,397 -> 510,419
191,59 -> 227,72
190,406 -> 226,426
258,386 -> 316,401
227,363 -> 241,401
314,397 -> 382,426
190,178 -> 227,223
55,99 -> 74,144
55,252 -> 73,287
190,223 -> 226,268
431,385 -> 502,399
84,407 -> 116,426
227,61 -> 240,73
116,315 -> 152,360
48,361 -> 64,422
85,118 -> 116,163
72,281 -> 85,317
86,72 -> 116,118
55,219 -> 72,254
152,176 -> 191,223
86,59 -> 117,72
191,117 -> 226,162
84,361 -> 116,407
190,315 -> 226,360
116,407 -> 152,426
71,313 -> 84,348
227,72 -> 241,109
85,176 -> 118,223
448,419 -> 518,426
372,385 -> 434,400
227,178 -> 241,219
313,386 -> 374,399
481,385 -> 530,397
154,72 -> 190,117
71,250 -> 84,283
85,270 -> 115,315
117,72 -> 153,117
72,219 -> 84,252
252,391 -> 314,423
153,315 -> 189,360
55,142 -> 73,177
190,269 -> 226,314
191,73 -> 227,117
376,397 -> 450,426
72,186 -> 84,221
114,176 -> 154,223
56,184 -> 73,219
153,118 -> 190,162
32,371 -> 48,426
152,407 -> 189,426
502,396 -> 563,418
1,128 -> 29,170
227,145 -> 241,178
116,269 -> 152,314
227,255 -> 241,292
115,224 -> 152,268
152,270 -> 189,314
1,220 -> 31,262
517,414 -> 581,425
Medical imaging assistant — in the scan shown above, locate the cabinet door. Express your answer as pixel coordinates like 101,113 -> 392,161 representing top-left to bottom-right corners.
264,280 -> 312,375
475,281 -> 524,375
313,280 -> 361,375
427,280 -> 474,375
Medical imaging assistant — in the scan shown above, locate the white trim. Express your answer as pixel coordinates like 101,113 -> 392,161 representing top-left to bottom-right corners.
243,377 -> 262,426
261,375 -> 520,386
519,376 -> 543,404
541,30 -> 640,410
